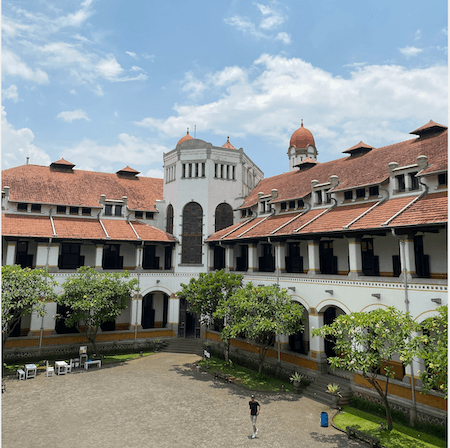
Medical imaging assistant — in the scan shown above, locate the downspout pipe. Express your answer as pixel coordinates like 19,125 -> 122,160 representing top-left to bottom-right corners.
135,241 -> 144,343
391,227 -> 417,424
267,235 -> 281,364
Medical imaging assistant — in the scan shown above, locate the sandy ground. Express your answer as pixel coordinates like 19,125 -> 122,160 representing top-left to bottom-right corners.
2,352 -> 363,448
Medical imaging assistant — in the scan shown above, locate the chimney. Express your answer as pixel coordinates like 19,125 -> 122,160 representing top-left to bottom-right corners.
417,155 -> 428,171
271,189 -> 278,199
99,194 -> 106,205
3,186 -> 10,200
121,196 -> 128,206
311,179 -> 319,188
388,162 -> 399,176
330,175 -> 339,188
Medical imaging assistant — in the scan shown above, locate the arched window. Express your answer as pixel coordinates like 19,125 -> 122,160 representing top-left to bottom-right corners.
182,202 -> 203,264
215,203 -> 233,232
166,204 -> 174,234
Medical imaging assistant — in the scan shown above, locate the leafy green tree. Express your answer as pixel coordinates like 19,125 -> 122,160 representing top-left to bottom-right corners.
2,264 -> 57,351
215,283 -> 304,373
178,270 -> 243,360
57,267 -> 138,354
312,307 -> 417,430
410,305 -> 447,398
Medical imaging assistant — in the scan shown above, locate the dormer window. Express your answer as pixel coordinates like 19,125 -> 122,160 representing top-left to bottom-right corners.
396,174 -> 406,192
17,203 -> 28,211
289,200 -> 296,209
82,207 -> 91,216
105,205 -> 112,216
316,191 -> 322,205
298,199 -> 304,208
409,172 -> 419,191
135,211 -> 143,219
145,212 -> 154,220
280,202 -> 287,211
115,205 -> 122,216
70,206 -> 79,215
356,188 -> 365,199
344,191 -> 353,201
369,186 -> 379,197
438,173 -> 447,186
31,204 -> 41,212
57,205 -> 66,214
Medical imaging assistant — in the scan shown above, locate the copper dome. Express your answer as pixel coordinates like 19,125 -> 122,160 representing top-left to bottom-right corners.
289,121 -> 315,148
177,128 -> 193,146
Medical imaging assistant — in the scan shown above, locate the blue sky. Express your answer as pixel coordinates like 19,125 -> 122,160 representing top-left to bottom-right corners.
2,0 -> 448,179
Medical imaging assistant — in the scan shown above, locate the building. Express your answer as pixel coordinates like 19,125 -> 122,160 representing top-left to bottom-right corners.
2,119 -> 447,422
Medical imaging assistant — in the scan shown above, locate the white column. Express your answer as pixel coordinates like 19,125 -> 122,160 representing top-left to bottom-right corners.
35,243 -> 48,268
95,244 -> 104,269
129,293 -> 142,331
277,242 -> 286,273
248,244 -> 258,272
167,294 -> 179,334
307,240 -> 320,276
207,246 -> 215,271
309,312 -> 327,360
48,243 -> 59,270
6,241 -> 16,265
225,245 -> 235,271
401,238 -> 416,279
348,238 -> 362,279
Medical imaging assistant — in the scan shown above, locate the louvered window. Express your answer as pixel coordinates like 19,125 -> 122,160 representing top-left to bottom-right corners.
181,202 -> 203,264
215,203 -> 233,232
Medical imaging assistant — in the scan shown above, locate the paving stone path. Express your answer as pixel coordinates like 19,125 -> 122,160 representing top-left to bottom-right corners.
2,353 -> 363,448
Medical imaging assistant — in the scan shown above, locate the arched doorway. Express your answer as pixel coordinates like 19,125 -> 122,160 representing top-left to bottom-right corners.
178,298 -> 200,338
142,292 -> 169,329
288,302 -> 308,354
322,306 -> 346,358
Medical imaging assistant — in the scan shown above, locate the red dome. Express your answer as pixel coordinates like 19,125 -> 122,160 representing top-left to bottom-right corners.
289,121 -> 315,148
177,129 -> 193,146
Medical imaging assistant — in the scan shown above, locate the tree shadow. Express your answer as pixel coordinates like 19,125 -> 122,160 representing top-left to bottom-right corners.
169,362 -> 305,404
309,431 -> 365,447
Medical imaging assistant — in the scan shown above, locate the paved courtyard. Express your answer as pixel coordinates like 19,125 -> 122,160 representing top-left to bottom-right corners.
2,353 -> 363,448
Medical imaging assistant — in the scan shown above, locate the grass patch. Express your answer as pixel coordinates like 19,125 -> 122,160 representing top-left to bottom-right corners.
102,352 -> 153,363
334,406 -> 446,448
198,356 -> 293,392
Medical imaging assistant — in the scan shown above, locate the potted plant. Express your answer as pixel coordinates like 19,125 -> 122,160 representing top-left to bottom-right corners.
289,372 -> 304,388
154,338 -> 163,351
326,383 -> 342,409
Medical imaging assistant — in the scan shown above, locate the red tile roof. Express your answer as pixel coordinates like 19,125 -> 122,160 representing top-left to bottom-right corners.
388,192 -> 448,227
53,217 -> 106,239
342,141 -> 374,154
177,130 -> 193,146
222,137 -> 236,149
240,128 -> 447,207
410,120 -> 447,135
2,215 -> 176,243
2,165 -> 163,211
290,122 -> 315,148
2,214 -> 54,238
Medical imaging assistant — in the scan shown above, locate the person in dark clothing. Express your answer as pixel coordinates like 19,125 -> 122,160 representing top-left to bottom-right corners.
249,394 -> 261,438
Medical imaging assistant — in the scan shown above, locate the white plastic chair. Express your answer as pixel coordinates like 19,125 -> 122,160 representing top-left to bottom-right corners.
17,369 -> 25,380
66,359 -> 73,373
45,361 -> 54,377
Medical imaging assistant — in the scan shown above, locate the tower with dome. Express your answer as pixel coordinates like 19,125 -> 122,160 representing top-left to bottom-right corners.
288,120 -> 318,171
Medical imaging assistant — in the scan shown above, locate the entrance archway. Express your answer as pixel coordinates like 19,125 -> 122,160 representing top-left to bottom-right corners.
178,298 -> 200,338
141,292 -> 169,329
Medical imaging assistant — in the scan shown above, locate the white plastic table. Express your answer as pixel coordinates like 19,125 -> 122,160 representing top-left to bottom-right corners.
24,364 -> 36,379
55,361 -> 68,375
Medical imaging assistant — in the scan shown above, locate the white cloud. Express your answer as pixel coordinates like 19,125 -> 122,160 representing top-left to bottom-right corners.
1,107 -> 51,168
96,56 -> 124,79
144,168 -> 164,178
57,109 -> 90,122
225,2 -> 288,42
414,29 -> 422,41
2,49 -> 49,84
182,72 -> 207,99
276,32 -> 291,44
399,46 -> 423,57
131,65 -> 144,71
2,85 -> 19,103
62,133 -> 168,171
142,53 -> 155,61
126,51 -> 138,59
135,55 -> 447,157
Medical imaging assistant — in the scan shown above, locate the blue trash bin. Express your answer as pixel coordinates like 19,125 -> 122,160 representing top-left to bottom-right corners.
320,412 -> 328,427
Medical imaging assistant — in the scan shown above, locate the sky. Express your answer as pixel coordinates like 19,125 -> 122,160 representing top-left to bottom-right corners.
2,0 -> 448,179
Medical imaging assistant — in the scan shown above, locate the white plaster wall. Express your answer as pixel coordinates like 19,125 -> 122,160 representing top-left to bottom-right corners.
423,229 -> 447,276
80,244 -> 96,267
334,238 -> 348,273
375,234 -> 399,275
121,243 -> 136,269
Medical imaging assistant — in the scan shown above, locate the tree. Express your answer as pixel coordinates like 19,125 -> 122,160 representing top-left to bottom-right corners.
57,267 -> 138,354
2,264 -> 57,351
178,270 -> 243,360
410,305 -> 447,398
215,283 -> 304,373
312,307 -> 417,430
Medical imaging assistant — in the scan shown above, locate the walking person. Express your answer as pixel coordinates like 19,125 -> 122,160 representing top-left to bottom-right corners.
249,394 -> 260,439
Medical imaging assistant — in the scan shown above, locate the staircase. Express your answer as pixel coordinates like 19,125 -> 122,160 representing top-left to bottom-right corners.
303,373 -> 352,407
159,337 -> 205,356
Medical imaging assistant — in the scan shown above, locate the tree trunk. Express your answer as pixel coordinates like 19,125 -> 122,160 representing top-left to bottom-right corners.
365,373 -> 394,431
224,339 -> 230,362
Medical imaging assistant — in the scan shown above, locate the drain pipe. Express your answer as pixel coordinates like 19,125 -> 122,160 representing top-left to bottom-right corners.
267,235 -> 281,364
391,227 -> 417,424
135,241 -> 144,343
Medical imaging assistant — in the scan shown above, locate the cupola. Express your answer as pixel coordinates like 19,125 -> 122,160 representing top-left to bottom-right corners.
50,158 -> 75,172
289,120 -> 315,149
116,166 -> 140,179
342,141 -> 374,158
288,120 -> 318,172
410,120 -> 448,138
177,127 -> 194,146
222,136 -> 236,149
